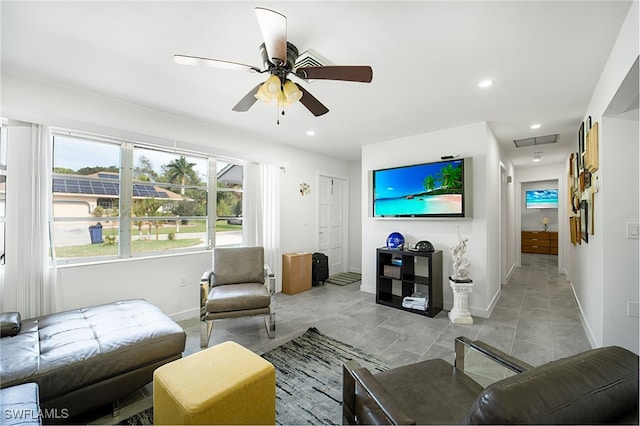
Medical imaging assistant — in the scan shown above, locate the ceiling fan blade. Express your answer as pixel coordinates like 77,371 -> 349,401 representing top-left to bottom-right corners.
255,7 -> 287,66
232,83 -> 263,112
173,54 -> 260,73
298,86 -> 329,117
296,65 -> 373,83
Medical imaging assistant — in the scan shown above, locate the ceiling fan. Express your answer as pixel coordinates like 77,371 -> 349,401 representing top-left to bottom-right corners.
173,7 -> 373,118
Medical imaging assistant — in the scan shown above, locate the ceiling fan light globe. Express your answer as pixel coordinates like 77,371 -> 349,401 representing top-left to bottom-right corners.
283,80 -> 303,103
265,74 -> 281,95
277,91 -> 290,107
255,83 -> 273,103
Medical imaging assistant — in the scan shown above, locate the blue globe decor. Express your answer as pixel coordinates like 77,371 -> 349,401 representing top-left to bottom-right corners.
386,232 -> 405,249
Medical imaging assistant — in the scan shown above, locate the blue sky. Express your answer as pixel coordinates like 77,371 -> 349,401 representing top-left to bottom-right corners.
374,160 -> 462,199
53,135 -> 210,178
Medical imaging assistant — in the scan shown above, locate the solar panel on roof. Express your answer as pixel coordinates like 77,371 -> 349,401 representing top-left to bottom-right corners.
53,175 -> 177,199
97,173 -> 119,179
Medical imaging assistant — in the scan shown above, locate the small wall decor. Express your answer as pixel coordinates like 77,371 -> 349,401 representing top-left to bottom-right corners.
578,122 -> 585,170
585,121 -> 599,172
570,216 -> 579,245
580,199 -> 589,243
590,191 -> 596,235
299,182 -> 310,196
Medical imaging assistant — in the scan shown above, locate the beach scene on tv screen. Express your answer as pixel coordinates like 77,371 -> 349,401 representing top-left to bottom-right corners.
526,189 -> 558,209
374,160 -> 463,216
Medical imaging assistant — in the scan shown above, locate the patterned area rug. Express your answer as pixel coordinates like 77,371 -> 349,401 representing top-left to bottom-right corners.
119,327 -> 388,425
326,272 -> 362,286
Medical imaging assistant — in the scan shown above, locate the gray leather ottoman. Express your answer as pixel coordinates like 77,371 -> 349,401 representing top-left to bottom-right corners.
0,299 -> 186,422
0,383 -> 41,425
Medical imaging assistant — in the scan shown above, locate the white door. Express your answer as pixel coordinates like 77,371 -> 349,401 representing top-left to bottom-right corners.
318,175 -> 346,275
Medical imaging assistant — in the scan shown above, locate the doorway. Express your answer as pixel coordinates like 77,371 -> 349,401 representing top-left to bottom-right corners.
317,174 -> 348,275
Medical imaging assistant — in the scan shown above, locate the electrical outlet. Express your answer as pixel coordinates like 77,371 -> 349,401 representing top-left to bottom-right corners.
626,222 -> 639,239
628,301 -> 639,318
179,275 -> 186,287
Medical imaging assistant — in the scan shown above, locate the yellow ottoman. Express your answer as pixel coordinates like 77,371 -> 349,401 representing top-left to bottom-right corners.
153,341 -> 276,425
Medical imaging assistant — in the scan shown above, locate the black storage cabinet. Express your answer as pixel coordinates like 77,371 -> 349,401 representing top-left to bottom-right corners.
376,248 -> 443,317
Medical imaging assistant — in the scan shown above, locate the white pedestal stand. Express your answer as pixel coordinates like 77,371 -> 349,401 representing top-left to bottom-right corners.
448,278 -> 474,324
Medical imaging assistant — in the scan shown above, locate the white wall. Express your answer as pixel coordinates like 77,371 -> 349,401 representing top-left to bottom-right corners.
601,114 -> 638,352
1,71 -> 358,319
569,1 -> 638,352
361,122 -> 513,317
349,161 -> 363,273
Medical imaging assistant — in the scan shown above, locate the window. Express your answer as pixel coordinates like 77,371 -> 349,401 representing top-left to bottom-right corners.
52,134 -> 120,259
215,161 -> 243,247
131,147 -> 208,254
51,130 -> 243,261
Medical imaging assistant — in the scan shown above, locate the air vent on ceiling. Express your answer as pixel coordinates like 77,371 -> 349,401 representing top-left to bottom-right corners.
295,49 -> 331,69
513,134 -> 559,148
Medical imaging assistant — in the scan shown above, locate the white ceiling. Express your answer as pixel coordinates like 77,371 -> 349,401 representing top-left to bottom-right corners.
1,1 -> 632,167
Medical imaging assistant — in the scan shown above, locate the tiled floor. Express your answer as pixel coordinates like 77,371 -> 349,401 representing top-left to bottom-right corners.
92,253 -> 591,423
180,253 -> 591,368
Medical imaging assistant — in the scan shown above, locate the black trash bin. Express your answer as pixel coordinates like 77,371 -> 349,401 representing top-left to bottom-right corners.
88,223 -> 103,244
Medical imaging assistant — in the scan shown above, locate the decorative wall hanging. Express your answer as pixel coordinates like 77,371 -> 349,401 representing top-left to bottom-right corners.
578,122 -> 585,170
299,182 -> 310,196
570,216 -> 579,245
585,121 -> 599,172
580,200 -> 589,243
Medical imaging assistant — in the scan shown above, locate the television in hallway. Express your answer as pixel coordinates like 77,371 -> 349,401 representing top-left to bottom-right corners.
372,158 -> 467,218
525,189 -> 558,209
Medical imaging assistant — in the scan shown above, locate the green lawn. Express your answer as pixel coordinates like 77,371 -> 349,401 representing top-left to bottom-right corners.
56,238 -> 203,258
102,220 -> 240,236
56,220 -> 240,258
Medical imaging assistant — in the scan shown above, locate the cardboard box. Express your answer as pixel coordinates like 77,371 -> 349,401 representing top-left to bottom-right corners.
282,252 -> 312,295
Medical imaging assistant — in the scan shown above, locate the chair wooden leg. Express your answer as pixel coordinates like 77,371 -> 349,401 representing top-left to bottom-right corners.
200,319 -> 213,348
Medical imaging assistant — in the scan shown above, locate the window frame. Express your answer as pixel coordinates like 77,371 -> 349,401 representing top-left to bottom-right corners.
51,129 -> 241,265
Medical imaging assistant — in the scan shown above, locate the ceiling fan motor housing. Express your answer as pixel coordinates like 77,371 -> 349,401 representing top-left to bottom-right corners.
259,42 -> 299,73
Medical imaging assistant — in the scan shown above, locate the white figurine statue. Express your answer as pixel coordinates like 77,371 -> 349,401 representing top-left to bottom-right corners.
451,228 -> 471,281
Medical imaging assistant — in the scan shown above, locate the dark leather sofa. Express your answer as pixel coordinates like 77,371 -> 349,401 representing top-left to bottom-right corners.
0,299 -> 186,423
343,336 -> 639,425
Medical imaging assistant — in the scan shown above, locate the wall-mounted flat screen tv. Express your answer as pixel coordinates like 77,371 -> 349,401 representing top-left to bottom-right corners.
373,159 -> 466,218
525,189 -> 558,209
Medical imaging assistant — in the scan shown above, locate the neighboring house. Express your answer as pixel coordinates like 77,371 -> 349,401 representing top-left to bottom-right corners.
52,172 -> 184,218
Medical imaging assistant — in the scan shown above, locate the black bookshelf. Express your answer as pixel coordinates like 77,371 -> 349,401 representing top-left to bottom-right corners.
376,248 -> 443,317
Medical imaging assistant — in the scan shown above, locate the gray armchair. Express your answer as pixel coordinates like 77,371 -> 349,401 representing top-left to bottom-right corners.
200,246 -> 276,347
343,337 -> 639,424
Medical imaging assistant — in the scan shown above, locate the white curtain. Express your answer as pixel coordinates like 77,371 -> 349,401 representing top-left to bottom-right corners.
259,163 -> 281,290
15,124 -> 57,317
242,161 -> 281,290
242,161 -> 261,247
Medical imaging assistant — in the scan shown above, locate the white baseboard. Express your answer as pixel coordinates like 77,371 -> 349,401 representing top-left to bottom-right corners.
169,307 -> 199,322
569,280 -> 598,348
505,263 -> 517,283
360,282 -> 375,294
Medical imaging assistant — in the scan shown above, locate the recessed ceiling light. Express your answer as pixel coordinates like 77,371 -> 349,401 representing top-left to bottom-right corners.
530,123 -> 541,129
306,130 -> 315,136
478,79 -> 494,88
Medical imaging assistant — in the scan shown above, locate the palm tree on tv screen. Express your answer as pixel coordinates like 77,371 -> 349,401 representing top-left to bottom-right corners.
436,163 -> 462,191
423,175 -> 436,192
